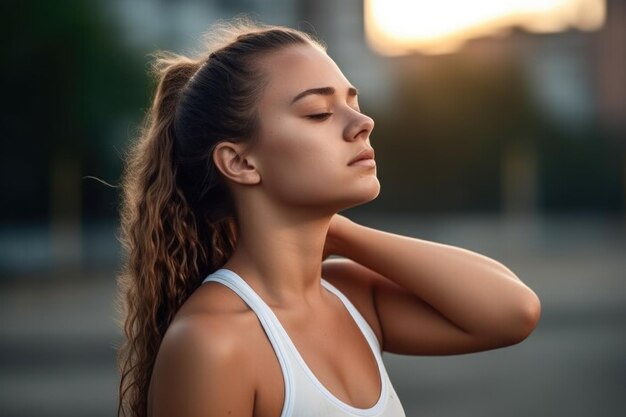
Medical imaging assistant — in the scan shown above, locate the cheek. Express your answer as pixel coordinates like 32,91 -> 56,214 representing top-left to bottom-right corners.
258,125 -> 342,200
262,150 -> 380,208
263,147 -> 340,200
256,118 -> 380,208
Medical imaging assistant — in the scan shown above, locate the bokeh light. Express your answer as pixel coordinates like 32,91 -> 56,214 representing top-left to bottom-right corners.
365,0 -> 606,54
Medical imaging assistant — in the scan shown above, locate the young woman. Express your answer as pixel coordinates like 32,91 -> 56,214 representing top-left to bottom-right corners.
116,19 -> 541,417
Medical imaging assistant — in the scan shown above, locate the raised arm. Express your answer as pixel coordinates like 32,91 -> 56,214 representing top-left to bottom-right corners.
322,214 -> 541,356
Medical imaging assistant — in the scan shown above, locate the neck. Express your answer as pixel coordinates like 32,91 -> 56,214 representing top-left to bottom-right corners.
222,198 -> 334,309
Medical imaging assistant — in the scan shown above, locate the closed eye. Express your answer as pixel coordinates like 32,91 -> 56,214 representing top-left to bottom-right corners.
307,113 -> 333,121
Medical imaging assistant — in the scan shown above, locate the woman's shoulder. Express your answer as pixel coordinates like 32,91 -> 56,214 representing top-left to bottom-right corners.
148,282 -> 258,415
164,280 -> 259,354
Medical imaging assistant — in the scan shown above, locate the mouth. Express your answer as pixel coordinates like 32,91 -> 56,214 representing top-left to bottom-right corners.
348,148 -> 376,166
348,158 -> 376,168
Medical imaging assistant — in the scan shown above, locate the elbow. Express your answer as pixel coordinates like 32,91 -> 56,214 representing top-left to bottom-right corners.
506,290 -> 542,345
475,283 -> 542,350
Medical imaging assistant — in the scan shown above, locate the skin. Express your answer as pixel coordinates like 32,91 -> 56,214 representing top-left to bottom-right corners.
147,44 -> 541,417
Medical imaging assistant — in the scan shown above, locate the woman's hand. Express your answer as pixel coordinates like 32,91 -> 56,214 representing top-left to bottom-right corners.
322,214 -> 354,260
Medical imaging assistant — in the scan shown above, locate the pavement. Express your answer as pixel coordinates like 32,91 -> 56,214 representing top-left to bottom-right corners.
0,213 -> 624,417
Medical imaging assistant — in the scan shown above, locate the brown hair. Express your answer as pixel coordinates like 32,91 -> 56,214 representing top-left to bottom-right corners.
116,18 -> 324,417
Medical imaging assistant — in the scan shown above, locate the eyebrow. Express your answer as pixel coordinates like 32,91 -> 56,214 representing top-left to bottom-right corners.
290,86 -> 359,105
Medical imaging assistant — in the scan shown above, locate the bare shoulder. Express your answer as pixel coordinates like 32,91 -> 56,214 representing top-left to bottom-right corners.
148,282 -> 258,417
321,257 -> 384,348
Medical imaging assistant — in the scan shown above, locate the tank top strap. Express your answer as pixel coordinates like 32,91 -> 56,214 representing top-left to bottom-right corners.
201,268 -> 295,417
320,278 -> 383,357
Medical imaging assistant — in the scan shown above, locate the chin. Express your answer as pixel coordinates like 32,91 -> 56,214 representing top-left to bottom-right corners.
288,177 -> 381,211
339,179 -> 381,210
361,179 -> 381,200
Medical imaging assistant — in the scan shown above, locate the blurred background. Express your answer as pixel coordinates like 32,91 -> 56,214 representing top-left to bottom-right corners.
1,0 -> 624,416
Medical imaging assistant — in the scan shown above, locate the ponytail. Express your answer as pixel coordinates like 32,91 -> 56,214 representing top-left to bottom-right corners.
116,52 -> 236,417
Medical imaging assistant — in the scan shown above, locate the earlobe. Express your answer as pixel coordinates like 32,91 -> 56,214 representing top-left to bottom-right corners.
212,141 -> 261,185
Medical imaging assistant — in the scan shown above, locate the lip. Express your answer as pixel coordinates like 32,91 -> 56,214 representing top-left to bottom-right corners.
348,148 -> 376,165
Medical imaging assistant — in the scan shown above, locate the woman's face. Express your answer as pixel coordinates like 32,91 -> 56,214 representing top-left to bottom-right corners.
251,44 -> 380,212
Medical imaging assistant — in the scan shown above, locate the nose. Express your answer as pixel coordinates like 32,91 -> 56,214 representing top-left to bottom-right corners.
343,110 -> 375,142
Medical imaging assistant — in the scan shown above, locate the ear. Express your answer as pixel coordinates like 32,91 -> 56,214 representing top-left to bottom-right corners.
212,141 -> 261,185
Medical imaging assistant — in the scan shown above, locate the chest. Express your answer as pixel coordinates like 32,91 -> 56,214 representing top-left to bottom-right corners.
250,302 -> 382,417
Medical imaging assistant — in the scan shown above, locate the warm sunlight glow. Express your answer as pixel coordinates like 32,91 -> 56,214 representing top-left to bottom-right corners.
365,0 -> 606,55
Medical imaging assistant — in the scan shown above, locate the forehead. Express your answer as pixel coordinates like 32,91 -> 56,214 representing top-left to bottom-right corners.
257,44 -> 353,106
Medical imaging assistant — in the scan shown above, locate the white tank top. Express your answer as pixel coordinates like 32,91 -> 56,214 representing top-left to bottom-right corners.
202,268 -> 406,417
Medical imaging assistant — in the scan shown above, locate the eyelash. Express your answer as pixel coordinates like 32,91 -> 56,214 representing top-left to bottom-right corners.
307,113 -> 333,121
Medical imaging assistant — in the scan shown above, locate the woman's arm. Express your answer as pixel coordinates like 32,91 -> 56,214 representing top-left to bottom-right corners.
322,214 -> 541,355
